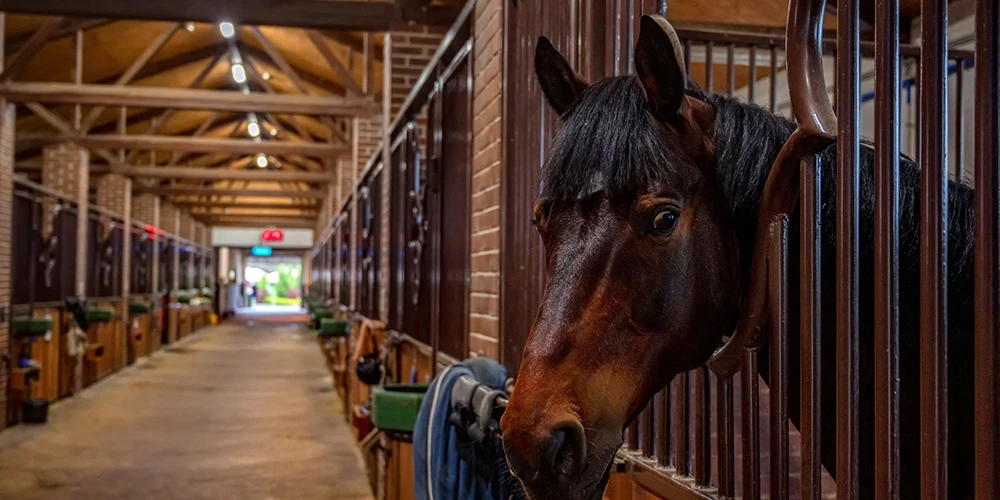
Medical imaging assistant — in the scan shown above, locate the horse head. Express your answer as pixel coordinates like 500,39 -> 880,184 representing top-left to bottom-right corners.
500,15 -> 742,499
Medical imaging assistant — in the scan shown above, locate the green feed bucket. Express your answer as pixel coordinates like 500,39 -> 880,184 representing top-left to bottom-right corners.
13,316 -> 53,338
318,318 -> 350,338
372,384 -> 429,433
129,302 -> 152,314
86,307 -> 114,323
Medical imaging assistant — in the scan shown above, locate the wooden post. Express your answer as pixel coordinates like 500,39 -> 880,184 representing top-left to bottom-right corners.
120,178 -> 132,368
0,102 -> 16,429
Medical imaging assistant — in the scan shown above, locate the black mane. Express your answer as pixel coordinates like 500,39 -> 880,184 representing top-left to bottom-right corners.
539,77 -> 688,201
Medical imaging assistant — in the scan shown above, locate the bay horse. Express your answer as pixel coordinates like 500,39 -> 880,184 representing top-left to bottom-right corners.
499,14 -> 975,500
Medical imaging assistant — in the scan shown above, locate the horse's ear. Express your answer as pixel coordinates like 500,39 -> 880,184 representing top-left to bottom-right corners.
535,36 -> 590,117
634,15 -> 688,123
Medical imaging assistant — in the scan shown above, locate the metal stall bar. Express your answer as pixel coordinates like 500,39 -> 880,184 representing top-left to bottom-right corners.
974,0 -> 1000,496
769,216 -> 789,499
919,0 -> 950,494
672,372 -> 690,476
692,367 -> 710,486
874,0 -> 902,495
836,0 -> 862,495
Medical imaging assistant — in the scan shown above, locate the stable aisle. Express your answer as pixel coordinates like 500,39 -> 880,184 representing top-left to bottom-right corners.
0,320 -> 373,500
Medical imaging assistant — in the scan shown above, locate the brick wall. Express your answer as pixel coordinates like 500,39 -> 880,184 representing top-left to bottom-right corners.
179,210 -> 193,242
0,103 -> 14,428
468,0 -> 503,359
42,143 -> 89,297
95,173 -> 130,216
160,203 -> 179,236
132,194 -> 158,227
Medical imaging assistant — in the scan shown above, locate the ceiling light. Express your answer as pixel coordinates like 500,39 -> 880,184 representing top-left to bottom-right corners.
231,63 -> 247,83
256,155 -> 268,168
219,22 -> 236,39
247,122 -> 260,137
261,72 -> 271,80
269,128 -> 278,136
185,22 -> 196,32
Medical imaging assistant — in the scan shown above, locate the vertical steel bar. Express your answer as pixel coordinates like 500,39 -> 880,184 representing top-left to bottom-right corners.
919,0 -> 950,495
655,387 -> 669,466
800,153 -> 823,500
973,0 -> 1000,497
705,41 -> 714,93
642,403 -> 655,458
875,0 -> 902,496
717,376 -> 735,497
770,45 -> 779,114
748,45 -> 758,104
726,43 -> 735,95
741,350 -> 760,500
693,366 -> 711,485
684,40 -> 692,81
673,371 -> 690,476
769,216 -> 789,500
954,59 -> 965,182
628,416 -> 640,451
836,0 -> 861,496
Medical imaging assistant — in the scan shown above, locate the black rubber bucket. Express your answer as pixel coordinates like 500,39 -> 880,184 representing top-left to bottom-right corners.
21,399 -> 49,424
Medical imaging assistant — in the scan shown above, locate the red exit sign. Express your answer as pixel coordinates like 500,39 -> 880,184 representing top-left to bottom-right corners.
261,229 -> 284,242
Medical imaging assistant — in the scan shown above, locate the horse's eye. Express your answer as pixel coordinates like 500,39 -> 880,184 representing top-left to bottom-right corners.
651,209 -> 679,234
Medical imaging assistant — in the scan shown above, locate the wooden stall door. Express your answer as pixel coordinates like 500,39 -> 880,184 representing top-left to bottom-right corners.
430,54 -> 472,360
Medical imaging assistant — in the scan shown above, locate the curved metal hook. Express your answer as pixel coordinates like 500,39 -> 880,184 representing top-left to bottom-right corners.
707,0 -> 838,376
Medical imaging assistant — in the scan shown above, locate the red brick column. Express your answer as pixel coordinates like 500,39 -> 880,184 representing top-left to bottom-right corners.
95,173 -> 132,369
42,142 -> 90,394
469,0 -> 503,359
0,103 -> 15,427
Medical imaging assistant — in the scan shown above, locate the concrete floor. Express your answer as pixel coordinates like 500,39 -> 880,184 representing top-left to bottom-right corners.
0,320 -> 373,500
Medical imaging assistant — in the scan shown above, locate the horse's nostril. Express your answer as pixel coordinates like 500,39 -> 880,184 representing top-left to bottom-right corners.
544,422 -> 587,479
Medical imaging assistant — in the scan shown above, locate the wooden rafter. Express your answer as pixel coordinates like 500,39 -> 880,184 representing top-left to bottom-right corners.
18,133 -> 349,157
1,17 -> 64,81
126,51 -> 226,164
243,55 -> 316,142
138,186 -> 326,198
0,1 -> 461,31
80,22 -> 181,132
111,165 -> 334,182
0,82 -> 376,115
23,102 -> 119,164
237,43 -> 344,95
244,29 -> 344,147
307,29 -> 365,96
323,31 -> 383,62
7,18 -> 111,54
172,199 -> 317,208
98,43 -> 230,85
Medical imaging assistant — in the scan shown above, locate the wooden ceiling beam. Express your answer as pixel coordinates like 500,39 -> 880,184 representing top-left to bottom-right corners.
322,31 -> 383,62
18,133 -> 349,157
307,29 -> 365,96
0,1 -> 461,31
243,56 -> 316,142
112,165 -> 334,183
137,186 -> 326,198
1,17 -> 64,82
97,43 -> 229,85
23,101 -> 120,164
173,199 -> 318,208
81,22 -> 181,132
0,82 -> 376,115
7,19 -> 112,53
237,43 -> 344,95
